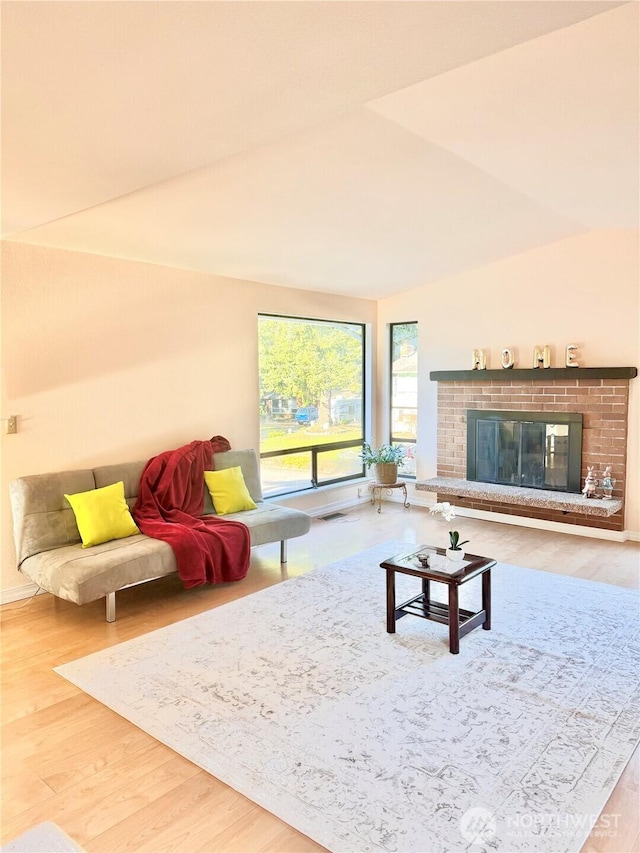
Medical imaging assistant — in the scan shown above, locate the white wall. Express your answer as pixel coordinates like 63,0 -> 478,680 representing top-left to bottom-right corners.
378,230 -> 640,536
0,242 -> 377,594
3,229 -> 638,597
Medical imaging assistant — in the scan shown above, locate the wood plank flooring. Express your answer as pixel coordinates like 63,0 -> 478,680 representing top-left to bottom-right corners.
2,501 -> 639,852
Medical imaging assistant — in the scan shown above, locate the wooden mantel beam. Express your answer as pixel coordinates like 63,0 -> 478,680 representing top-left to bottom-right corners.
430,367 -> 637,382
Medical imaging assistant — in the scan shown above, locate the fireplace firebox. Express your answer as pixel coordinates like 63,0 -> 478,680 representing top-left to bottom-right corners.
467,410 -> 583,493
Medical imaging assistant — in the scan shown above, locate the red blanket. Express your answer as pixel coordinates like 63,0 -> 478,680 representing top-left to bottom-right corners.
133,436 -> 251,588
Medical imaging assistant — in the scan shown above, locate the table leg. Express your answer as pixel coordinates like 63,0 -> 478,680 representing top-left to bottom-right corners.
386,569 -> 396,633
402,484 -> 410,509
421,578 -> 431,615
482,569 -> 491,630
448,584 -> 460,654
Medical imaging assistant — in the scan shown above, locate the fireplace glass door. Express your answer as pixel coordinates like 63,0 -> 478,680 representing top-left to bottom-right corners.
468,411 -> 582,493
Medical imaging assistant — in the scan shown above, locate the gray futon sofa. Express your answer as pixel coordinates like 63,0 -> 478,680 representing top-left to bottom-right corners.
10,449 -> 311,622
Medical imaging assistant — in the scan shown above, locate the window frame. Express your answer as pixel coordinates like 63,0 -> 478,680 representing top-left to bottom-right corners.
258,313 -> 367,496
389,321 -> 418,480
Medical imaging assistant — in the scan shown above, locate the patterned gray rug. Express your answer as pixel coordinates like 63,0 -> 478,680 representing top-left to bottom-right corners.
55,541 -> 640,853
2,821 -> 84,852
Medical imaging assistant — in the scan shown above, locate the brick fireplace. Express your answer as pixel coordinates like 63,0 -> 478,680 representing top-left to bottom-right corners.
426,368 -> 636,532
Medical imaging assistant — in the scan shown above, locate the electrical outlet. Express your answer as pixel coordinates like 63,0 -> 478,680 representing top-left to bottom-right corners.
6,415 -> 17,434
357,486 -> 363,498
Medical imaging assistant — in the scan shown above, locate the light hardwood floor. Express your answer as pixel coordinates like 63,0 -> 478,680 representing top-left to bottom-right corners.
2,501 -> 639,852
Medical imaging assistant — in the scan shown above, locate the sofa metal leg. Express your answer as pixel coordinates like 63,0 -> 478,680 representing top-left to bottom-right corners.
106,592 -> 116,622
280,540 -> 287,564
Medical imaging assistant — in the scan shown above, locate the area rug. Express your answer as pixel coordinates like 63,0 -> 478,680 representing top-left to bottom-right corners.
55,542 -> 640,853
2,821 -> 84,852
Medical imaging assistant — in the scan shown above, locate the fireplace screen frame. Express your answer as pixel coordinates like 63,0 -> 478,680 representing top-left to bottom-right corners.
466,410 -> 583,494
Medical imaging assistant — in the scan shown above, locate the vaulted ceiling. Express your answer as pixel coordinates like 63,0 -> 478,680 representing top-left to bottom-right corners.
2,1 -> 638,298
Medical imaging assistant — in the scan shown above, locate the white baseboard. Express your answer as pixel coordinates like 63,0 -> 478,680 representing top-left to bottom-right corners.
306,495 -> 371,518
1,583 -> 46,605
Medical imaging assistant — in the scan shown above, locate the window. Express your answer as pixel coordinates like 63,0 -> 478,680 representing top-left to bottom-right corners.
390,322 -> 417,478
259,314 -> 366,496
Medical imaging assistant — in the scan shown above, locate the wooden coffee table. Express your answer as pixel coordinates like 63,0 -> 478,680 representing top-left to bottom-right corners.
380,546 -> 496,654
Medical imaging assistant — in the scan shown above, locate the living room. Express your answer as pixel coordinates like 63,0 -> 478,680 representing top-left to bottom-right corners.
1,2 -> 639,851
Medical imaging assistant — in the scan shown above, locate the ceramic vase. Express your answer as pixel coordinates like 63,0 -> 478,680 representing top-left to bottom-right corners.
446,547 -> 464,562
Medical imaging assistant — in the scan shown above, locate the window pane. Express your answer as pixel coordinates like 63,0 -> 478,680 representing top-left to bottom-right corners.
394,441 -> 417,478
316,446 -> 363,484
260,452 -> 313,497
390,322 -> 417,476
259,314 -> 365,494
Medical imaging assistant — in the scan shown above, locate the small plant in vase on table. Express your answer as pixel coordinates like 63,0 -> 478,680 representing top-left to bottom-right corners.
447,530 -> 469,562
430,502 -> 469,562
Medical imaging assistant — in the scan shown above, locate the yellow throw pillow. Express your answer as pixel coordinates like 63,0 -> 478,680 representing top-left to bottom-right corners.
204,466 -> 257,515
65,481 -> 140,548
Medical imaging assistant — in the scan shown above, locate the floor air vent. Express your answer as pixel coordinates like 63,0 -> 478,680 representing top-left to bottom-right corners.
320,512 -> 347,521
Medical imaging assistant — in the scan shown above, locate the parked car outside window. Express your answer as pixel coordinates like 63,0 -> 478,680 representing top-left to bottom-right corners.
295,406 -> 319,425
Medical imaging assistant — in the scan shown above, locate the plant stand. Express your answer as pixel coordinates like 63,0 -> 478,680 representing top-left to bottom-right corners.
369,481 -> 410,514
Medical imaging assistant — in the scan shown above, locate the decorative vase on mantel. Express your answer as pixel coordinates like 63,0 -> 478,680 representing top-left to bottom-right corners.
373,462 -> 398,485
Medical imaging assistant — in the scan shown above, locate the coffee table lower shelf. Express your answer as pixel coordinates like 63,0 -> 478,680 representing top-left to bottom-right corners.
394,593 -> 488,638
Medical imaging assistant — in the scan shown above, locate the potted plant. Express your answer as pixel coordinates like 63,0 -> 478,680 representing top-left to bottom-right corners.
361,443 -> 406,485
430,502 -> 469,561
446,530 -> 470,562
